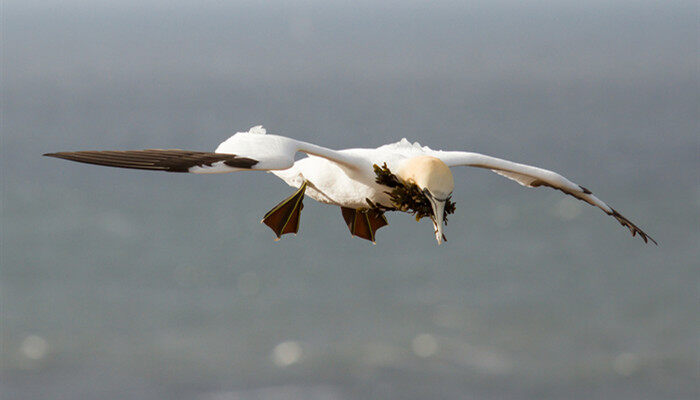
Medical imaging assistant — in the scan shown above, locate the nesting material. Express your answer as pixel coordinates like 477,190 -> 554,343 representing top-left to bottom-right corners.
373,163 -> 456,222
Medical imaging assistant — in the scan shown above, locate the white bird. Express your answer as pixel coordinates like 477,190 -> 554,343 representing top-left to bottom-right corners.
44,125 -> 656,245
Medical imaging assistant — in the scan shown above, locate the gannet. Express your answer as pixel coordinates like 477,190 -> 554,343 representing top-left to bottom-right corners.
44,125 -> 656,245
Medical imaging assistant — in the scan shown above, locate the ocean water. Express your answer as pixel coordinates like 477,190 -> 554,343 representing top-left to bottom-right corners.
2,1 -> 698,399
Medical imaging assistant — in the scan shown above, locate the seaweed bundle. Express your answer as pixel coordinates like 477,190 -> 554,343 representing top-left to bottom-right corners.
372,163 -> 456,222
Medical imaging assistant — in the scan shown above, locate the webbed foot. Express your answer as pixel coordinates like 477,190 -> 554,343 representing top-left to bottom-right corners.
262,181 -> 307,239
341,207 -> 388,243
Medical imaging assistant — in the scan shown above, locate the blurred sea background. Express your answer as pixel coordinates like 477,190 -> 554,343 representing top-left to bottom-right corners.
1,1 -> 698,399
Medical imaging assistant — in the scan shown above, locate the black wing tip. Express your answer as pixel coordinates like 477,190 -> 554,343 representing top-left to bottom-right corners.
610,208 -> 658,246
44,151 -> 87,158
44,152 -> 78,161
640,234 -> 658,246
42,150 -> 258,172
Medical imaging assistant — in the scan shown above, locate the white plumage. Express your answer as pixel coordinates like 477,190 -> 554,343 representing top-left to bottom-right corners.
44,125 -> 656,245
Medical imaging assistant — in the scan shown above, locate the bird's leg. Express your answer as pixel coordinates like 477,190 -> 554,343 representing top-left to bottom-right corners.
262,181 -> 307,240
340,207 -> 389,244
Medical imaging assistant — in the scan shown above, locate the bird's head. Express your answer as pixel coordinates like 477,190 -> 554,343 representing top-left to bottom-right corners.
397,156 -> 455,244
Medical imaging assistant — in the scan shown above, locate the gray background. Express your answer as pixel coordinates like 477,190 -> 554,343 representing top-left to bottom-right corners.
2,1 -> 698,399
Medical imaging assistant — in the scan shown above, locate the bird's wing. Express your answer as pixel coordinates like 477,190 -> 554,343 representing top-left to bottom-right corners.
43,149 -> 260,173
431,150 -> 656,244
214,126 -> 365,172
44,126 -> 366,174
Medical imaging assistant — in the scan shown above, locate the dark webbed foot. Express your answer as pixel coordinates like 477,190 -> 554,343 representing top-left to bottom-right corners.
341,207 -> 388,243
262,181 -> 307,240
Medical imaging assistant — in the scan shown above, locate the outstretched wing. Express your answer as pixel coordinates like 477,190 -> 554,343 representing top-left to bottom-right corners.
44,125 -> 367,174
431,150 -> 657,245
44,149 -> 259,173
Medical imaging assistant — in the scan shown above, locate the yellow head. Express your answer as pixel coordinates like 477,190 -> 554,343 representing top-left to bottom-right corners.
396,156 -> 455,244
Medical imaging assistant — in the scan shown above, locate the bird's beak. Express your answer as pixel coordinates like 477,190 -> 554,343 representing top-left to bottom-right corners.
425,191 -> 446,245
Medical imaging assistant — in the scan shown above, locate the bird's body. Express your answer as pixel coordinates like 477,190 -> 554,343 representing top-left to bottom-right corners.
273,155 -> 389,209
44,125 -> 656,245
271,141 -> 432,209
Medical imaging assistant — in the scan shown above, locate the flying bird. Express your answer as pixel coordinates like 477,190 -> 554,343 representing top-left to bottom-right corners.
44,125 -> 656,245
